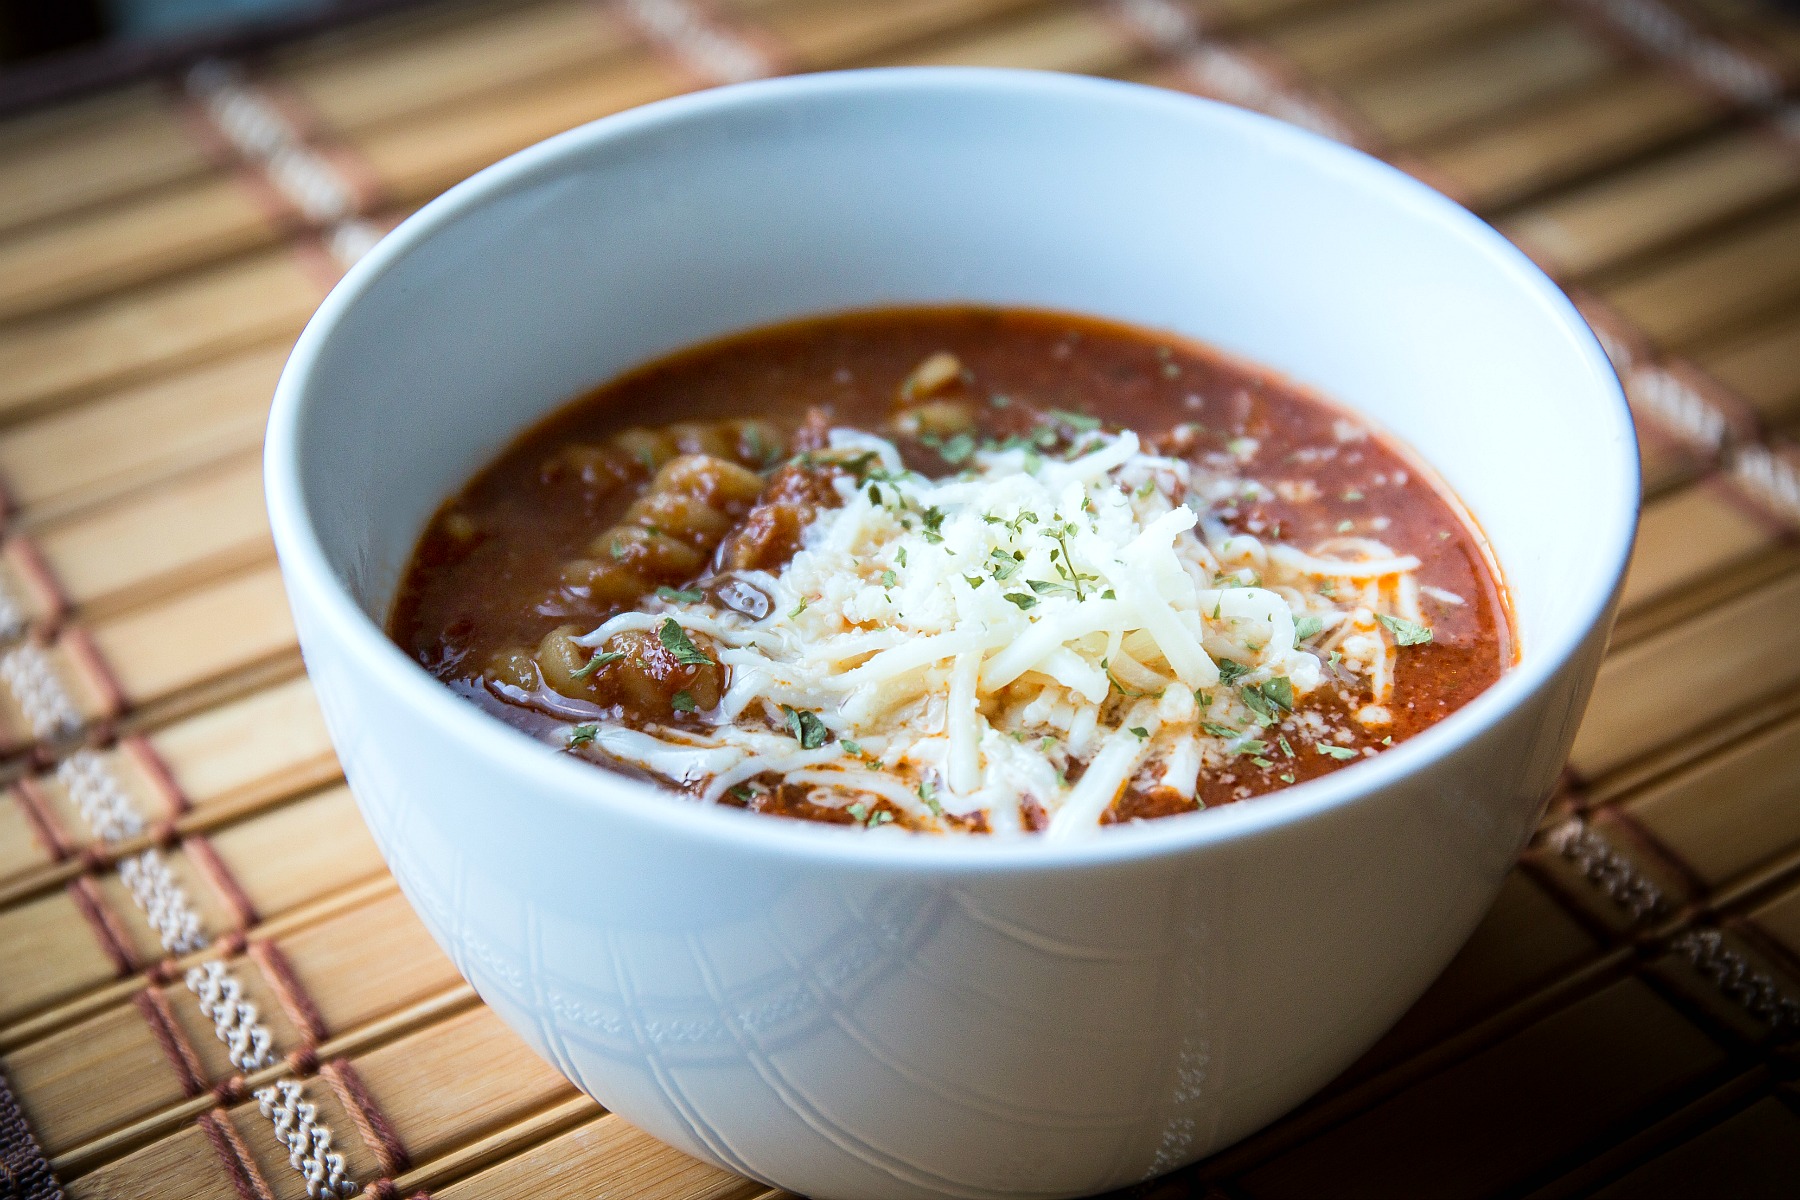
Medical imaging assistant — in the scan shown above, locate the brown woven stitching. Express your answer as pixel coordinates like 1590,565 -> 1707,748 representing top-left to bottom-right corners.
119,733 -> 191,816
320,1058 -> 411,1177
248,939 -> 328,1046
183,835 -> 259,930
0,1067 -> 62,1200
9,778 -> 71,861
133,987 -> 208,1097
3,536 -> 67,634
66,875 -> 136,976
197,1109 -> 277,1200
57,628 -> 125,722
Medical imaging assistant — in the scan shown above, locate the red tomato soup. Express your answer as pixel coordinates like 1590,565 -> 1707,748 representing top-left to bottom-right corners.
390,308 -> 1512,836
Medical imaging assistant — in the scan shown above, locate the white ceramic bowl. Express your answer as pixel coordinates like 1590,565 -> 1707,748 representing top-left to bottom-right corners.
266,69 -> 1636,1199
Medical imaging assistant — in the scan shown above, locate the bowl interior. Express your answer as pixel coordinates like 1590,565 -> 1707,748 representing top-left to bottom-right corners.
280,69 -> 1633,731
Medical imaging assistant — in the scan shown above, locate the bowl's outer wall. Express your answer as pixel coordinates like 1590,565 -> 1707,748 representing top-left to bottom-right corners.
269,71 -> 1636,1199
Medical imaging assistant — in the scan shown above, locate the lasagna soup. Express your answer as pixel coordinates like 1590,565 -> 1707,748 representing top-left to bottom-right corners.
391,308 -> 1511,836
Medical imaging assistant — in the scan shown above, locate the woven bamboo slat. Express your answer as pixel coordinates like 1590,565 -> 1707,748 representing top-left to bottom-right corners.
0,86 -> 212,237
1,0 -> 1799,1196
0,178 -> 281,329
1616,480 -> 1785,612
1592,1093 -> 1800,1197
3,452 -> 271,625
1499,127 -> 1800,279
1335,13 -> 1623,146
1570,568 -> 1800,779
1601,200 -> 1800,349
1413,67 -> 1730,212
0,257 -> 319,424
0,674 -> 338,907
1256,0 -> 1540,79
0,344 -> 285,526
1696,304 -> 1800,426
268,0 -> 640,135
1233,979 -> 1736,1198
430,1113 -> 770,1200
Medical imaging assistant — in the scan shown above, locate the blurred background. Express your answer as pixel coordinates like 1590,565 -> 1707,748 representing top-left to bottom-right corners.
0,0 -> 428,108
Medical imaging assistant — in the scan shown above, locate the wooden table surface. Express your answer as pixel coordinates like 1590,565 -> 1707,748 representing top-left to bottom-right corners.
2,0 -> 1799,1196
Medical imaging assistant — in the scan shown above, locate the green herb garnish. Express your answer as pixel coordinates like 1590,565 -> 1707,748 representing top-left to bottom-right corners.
1318,744 -> 1359,760
1216,659 -> 1251,685
566,723 -> 598,748
1376,614 -> 1433,646
1004,592 -> 1038,610
1293,615 -> 1325,642
656,585 -> 704,603
571,649 -> 624,679
781,705 -> 829,750
658,618 -> 714,666
671,690 -> 696,714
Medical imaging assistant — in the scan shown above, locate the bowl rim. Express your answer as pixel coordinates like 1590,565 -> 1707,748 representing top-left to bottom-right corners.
264,66 -> 1639,872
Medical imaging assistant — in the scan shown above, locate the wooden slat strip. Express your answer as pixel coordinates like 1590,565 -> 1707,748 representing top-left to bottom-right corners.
430,1112 -> 764,1200
1600,199 -> 1800,349
1500,126 -> 1800,279
1620,710 -> 1800,893
6,889 -> 462,1170
1258,0 -> 1540,80
1335,13 -> 1621,147
0,254 -> 318,425
1696,303 -> 1800,430
269,0 -> 640,137
1570,567 -> 1800,780
9,452 -> 272,630
1574,1091 -> 1800,1199
0,176 -> 282,329
1231,980 -> 1734,1199
1617,477 -> 1788,614
0,785 -> 382,1032
872,1 -> 1143,73
64,1006 -> 577,1200
1413,67 -> 1727,213
0,84 -> 215,238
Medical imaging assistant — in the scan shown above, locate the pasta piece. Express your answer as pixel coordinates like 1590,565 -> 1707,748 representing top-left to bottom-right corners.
566,454 -> 765,602
536,625 -> 724,716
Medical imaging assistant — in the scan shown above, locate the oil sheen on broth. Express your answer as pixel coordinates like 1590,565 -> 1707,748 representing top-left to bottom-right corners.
390,308 -> 1511,837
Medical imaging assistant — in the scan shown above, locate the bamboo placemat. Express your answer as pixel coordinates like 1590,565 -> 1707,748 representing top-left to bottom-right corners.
3,0 -> 1800,1196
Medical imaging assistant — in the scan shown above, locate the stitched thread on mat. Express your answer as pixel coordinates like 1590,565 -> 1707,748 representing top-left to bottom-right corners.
58,748 -> 143,842
185,59 -> 385,271
614,0 -> 776,83
0,643 -> 78,740
0,1068 -> 63,1200
255,1079 -> 356,1198
1547,817 -> 1800,1038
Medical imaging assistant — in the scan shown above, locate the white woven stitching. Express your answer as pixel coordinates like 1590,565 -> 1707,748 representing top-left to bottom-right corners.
254,1080 -> 356,1198
185,60 -> 381,269
118,850 -> 209,955
1,642 -> 79,740
616,0 -> 774,83
1564,0 -> 1784,108
1731,443 -> 1800,528
1106,0 -> 1366,146
59,748 -> 145,843
186,960 -> 275,1071
1544,817 -> 1666,922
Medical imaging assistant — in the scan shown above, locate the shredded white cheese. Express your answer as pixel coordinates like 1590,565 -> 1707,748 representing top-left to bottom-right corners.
573,427 -> 1429,836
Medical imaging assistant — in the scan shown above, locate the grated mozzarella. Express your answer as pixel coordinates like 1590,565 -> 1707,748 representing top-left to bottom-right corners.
575,427 -> 1430,835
